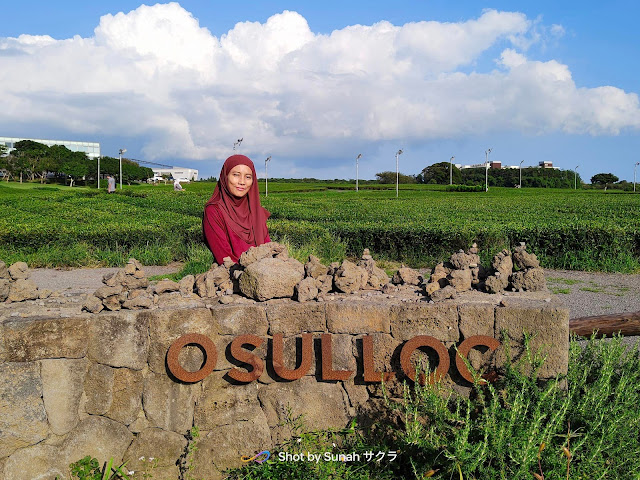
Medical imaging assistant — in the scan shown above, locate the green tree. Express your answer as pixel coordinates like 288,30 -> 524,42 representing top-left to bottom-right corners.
13,140 -> 49,181
60,151 -> 89,187
591,173 -> 619,188
420,162 -> 462,184
375,171 -> 416,184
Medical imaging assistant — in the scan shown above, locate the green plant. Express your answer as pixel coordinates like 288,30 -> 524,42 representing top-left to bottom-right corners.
62,456 -> 130,480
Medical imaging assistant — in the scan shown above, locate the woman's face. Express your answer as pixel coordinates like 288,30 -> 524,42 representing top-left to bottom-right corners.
227,164 -> 253,197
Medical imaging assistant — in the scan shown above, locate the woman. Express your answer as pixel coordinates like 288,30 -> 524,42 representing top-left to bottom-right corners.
203,155 -> 270,264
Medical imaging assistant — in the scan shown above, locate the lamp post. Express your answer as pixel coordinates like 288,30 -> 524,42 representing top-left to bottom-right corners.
118,148 -> 126,190
450,156 -> 454,185
485,148 -> 492,192
395,149 -> 403,198
233,138 -> 243,151
97,156 -> 100,189
574,165 -> 579,190
635,162 -> 639,193
265,156 -> 271,197
356,154 -> 362,191
519,159 -> 524,188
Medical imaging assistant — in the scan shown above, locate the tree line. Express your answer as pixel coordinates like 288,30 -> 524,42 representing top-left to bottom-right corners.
0,140 -> 153,186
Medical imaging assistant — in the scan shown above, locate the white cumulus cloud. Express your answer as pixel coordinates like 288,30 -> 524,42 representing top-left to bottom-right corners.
0,3 -> 638,167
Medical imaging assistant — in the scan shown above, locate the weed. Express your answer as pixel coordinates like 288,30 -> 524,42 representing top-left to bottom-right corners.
547,277 -> 583,285
550,287 -> 571,294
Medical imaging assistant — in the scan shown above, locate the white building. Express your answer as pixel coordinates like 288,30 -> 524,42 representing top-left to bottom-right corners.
0,136 -> 100,158
151,166 -> 199,182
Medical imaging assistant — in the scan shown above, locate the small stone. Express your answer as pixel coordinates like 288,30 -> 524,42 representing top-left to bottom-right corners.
429,285 -> 457,302
0,260 -> 8,279
179,275 -> 195,295
7,279 -> 39,302
94,285 -> 123,299
122,295 -> 153,309
124,263 -> 137,275
219,296 -> 234,304
8,261 -> 29,280
392,267 -> 421,286
82,295 -> 104,313
155,279 -> 180,294
223,257 -> 235,268
295,277 -> 319,302
102,295 -> 121,311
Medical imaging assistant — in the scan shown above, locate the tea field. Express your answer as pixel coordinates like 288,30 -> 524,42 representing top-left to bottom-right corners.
0,181 -> 638,271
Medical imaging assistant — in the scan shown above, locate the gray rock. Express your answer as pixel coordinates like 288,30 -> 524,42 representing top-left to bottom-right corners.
239,257 -> 304,301
8,262 -> 29,280
0,362 -> 49,458
429,284 -> 457,302
3,444 -> 67,480
142,372 -> 197,433
7,279 -> 39,302
238,242 -> 286,267
122,295 -> 153,310
41,358 -> 87,435
102,295 -> 121,311
0,278 -> 10,302
0,260 -> 8,279
123,428 -> 187,477
84,363 -> 114,415
315,274 -> 333,294
179,274 -> 195,295
333,260 -> 368,294
392,266 -> 421,286
449,251 -> 473,270
491,249 -> 513,277
485,273 -> 509,293
510,267 -> 546,291
305,255 -> 329,279
82,294 -> 104,313
88,310 -> 149,370
61,415 -> 134,467
94,285 -> 123,299
513,244 -> 541,269
103,270 -> 125,287
447,269 -> 472,292
155,279 -> 180,294
295,277 -> 318,302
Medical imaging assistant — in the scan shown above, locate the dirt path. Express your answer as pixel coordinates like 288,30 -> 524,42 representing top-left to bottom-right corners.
27,265 -> 640,320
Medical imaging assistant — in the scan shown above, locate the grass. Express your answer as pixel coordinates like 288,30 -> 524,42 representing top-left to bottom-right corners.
1,181 -> 639,272
228,334 -> 640,480
547,277 -> 583,285
550,287 -> 571,294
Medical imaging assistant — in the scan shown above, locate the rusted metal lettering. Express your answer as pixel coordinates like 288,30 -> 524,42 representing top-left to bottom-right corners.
362,335 -> 395,383
399,335 -> 450,385
166,333 -> 217,383
272,333 -> 313,380
455,335 -> 500,384
320,333 -> 354,381
227,334 -> 264,383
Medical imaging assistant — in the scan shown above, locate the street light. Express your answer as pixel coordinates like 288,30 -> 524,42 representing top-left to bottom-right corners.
395,149 -> 403,198
635,162 -> 639,193
265,156 -> 271,197
97,156 -> 100,189
519,159 -> 524,188
485,148 -> 492,192
356,154 -> 362,191
574,165 -> 579,190
450,156 -> 455,185
233,138 -> 243,151
118,148 -> 126,190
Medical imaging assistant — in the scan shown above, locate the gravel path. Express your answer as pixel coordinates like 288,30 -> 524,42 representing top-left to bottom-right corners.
27,265 -> 640,320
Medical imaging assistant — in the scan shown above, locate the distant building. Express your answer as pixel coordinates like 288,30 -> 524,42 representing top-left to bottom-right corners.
151,166 -> 199,182
458,161 -> 502,169
0,136 -> 100,159
538,161 -> 557,169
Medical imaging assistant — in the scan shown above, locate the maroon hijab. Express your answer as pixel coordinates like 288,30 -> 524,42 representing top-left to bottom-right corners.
205,155 -> 270,246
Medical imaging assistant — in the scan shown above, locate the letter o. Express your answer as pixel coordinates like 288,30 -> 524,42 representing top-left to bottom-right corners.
400,335 -> 450,385
455,335 -> 500,384
167,333 -> 217,383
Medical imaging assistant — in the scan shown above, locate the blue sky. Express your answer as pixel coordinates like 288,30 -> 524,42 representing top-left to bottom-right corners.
1,1 -> 639,182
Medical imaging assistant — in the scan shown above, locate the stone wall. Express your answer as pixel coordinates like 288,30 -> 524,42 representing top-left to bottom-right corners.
0,292 -> 568,480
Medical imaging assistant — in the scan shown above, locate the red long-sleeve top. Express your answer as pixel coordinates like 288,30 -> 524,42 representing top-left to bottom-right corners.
203,204 -> 270,265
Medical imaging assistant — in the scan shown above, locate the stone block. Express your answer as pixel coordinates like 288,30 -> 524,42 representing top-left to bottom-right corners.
193,420 -> 273,480
41,357 -> 87,435
61,415 -> 134,467
123,427 -> 187,476
326,302 -> 391,334
391,303 -> 459,342
0,362 -> 49,458
494,297 -> 569,379
194,371 -> 265,429
3,444 -> 67,480
324,334 -> 357,373
257,376 -> 350,444
3,316 -> 89,362
143,371 -> 197,433
84,363 -> 114,415
88,310 -> 149,370
267,302 -> 326,334
147,308 -> 217,374
104,367 -> 143,425
458,303 -> 495,339
239,257 -> 305,301
211,304 -> 268,336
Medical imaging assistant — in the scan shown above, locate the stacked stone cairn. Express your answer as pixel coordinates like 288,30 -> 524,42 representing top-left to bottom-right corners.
422,242 -> 546,301
82,241 -> 546,312
0,260 -> 50,303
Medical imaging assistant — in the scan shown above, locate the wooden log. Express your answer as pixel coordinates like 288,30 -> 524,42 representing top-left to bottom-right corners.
569,311 -> 640,338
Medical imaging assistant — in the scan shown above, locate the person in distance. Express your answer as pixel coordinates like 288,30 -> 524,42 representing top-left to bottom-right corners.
203,155 -> 270,264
